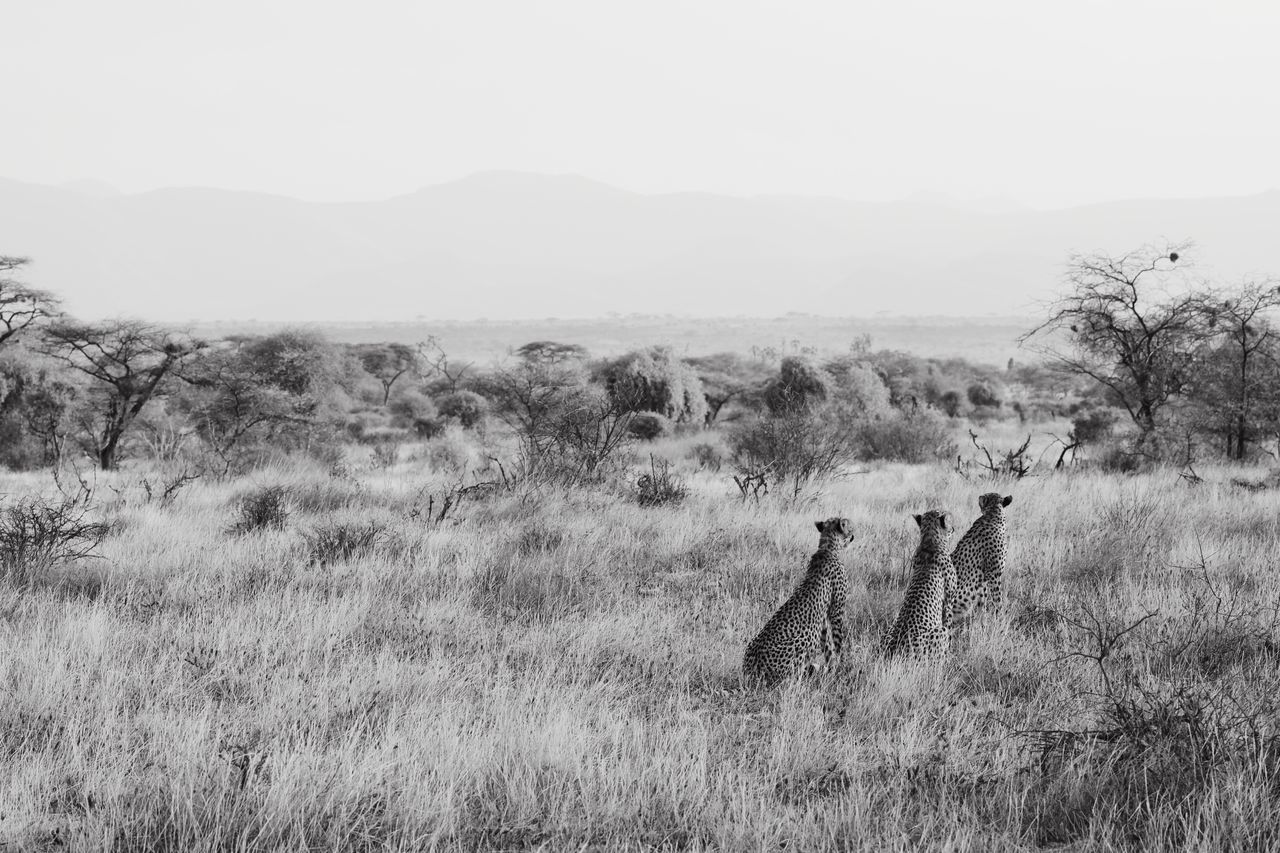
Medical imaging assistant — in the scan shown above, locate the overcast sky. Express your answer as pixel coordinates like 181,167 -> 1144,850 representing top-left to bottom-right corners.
4,0 -> 1277,208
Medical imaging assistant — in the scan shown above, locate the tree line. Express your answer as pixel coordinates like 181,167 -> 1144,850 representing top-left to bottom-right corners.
4,240 -> 1272,478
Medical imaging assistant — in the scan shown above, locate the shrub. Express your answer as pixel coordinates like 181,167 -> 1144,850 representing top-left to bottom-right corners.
966,382 -> 1002,408
597,346 -> 707,424
635,455 -> 688,507
938,389 -> 964,417
411,416 -> 446,438
688,441 -> 724,472
762,357 -> 829,415
0,493 -> 109,581
422,426 -> 480,477
370,442 -> 400,469
436,390 -> 489,429
229,485 -> 291,534
388,388 -> 436,424
856,408 -> 957,463
1072,406 -> 1120,445
627,412 -> 671,441
729,410 -> 856,495
304,519 -> 388,566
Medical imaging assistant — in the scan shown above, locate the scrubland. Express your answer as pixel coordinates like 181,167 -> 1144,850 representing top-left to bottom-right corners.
4,442 -> 1280,851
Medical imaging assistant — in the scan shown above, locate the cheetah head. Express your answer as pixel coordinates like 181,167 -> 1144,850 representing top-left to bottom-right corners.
814,516 -> 854,548
979,493 -> 1013,513
912,509 -> 952,546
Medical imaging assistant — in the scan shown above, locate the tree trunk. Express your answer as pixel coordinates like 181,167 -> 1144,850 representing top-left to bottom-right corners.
98,438 -> 119,470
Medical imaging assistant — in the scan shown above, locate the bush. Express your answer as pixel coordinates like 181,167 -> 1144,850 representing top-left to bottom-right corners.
422,426 -> 480,477
1072,406 -> 1120,445
729,410 -> 856,495
304,519 -> 388,566
436,390 -> 488,429
966,382 -> 1002,408
0,493 -> 109,581
370,442 -> 400,469
856,408 -> 957,463
627,412 -> 671,441
412,416 -> 446,438
635,456 -> 688,507
688,441 -> 724,472
229,485 -> 291,534
597,347 -> 707,424
388,388 -> 436,424
763,357 -> 829,415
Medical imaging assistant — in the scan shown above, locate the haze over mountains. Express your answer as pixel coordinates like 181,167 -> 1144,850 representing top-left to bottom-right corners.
3,171 -> 1279,323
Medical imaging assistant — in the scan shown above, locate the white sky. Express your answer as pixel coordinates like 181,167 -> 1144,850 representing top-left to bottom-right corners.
3,0 -> 1278,207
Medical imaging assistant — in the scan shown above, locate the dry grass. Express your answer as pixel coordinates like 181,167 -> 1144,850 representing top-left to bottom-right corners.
3,453 -> 1280,851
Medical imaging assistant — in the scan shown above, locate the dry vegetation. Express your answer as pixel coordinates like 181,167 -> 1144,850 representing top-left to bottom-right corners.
4,441 -> 1280,851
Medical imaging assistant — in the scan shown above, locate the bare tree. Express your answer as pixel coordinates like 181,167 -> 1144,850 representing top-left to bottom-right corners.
417,336 -> 471,394
1021,243 -> 1208,456
0,256 -> 60,347
39,320 -> 204,469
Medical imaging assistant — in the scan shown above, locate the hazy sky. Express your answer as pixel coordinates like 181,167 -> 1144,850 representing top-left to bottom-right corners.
4,0 -> 1278,207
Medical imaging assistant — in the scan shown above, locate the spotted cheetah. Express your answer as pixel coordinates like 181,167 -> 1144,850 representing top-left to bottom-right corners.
743,517 -> 853,685
949,493 -> 1012,625
881,510 -> 956,660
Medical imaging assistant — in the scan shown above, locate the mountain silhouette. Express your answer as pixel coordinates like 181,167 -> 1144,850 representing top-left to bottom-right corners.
2,171 -> 1276,322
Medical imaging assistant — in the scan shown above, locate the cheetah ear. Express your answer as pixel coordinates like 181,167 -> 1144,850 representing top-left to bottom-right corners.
913,514 -> 923,528
815,520 -> 825,533
939,512 -> 949,529
1002,495 -> 1013,507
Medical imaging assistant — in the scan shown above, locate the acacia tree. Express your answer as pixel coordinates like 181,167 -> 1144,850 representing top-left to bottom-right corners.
0,256 -> 61,347
1190,280 -> 1280,459
1020,243 -> 1209,456
177,340 -> 325,472
686,352 -> 772,424
354,342 -> 419,405
39,320 -> 204,469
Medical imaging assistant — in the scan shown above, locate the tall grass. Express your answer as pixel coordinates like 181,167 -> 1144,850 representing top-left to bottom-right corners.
3,458 -> 1280,850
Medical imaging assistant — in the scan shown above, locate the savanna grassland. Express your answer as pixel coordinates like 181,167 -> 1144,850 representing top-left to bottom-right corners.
5,439 -> 1280,852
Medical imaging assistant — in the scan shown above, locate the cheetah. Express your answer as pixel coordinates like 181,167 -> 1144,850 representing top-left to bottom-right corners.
949,493 -> 1012,626
742,517 -> 853,685
881,510 -> 956,660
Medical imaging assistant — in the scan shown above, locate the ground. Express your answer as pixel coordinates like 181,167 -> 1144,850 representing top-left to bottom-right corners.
3,447 -> 1280,851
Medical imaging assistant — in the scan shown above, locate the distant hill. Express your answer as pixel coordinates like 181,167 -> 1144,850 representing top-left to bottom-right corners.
3,171 -> 1278,323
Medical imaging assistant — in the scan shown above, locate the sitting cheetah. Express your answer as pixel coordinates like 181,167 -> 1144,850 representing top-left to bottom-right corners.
881,510 -> 956,660
949,493 -> 1012,625
742,517 -> 853,685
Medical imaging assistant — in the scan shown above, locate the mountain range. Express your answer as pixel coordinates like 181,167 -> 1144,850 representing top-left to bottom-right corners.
2,171 -> 1278,323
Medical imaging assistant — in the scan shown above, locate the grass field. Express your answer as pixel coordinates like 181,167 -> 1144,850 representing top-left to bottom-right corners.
4,444 -> 1280,851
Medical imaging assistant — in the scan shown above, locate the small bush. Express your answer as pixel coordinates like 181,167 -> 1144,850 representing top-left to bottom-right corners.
628,412 -> 671,441
388,388 -> 437,424
412,416 -> 446,438
437,390 -> 489,429
856,408 -> 957,463
229,485 -> 291,534
0,494 -> 109,581
635,456 -> 688,507
729,410 -> 856,495
304,520 -> 388,566
370,442 -> 400,469
1072,407 -> 1120,445
688,441 -> 724,472
422,427 -> 479,477
966,382 -> 1002,408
